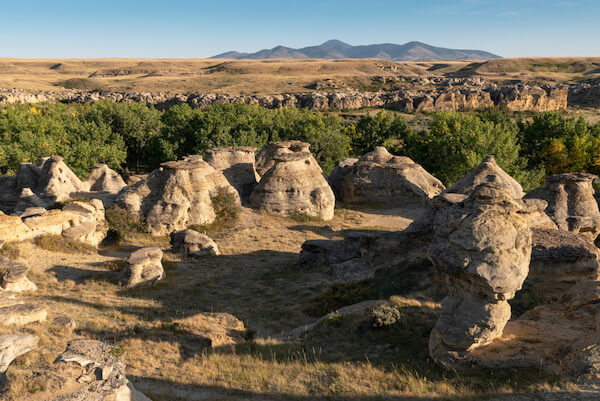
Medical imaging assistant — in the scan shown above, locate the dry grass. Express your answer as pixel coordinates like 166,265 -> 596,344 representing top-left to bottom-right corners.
36,234 -> 97,255
0,207 -> 574,400
1,57 -> 600,95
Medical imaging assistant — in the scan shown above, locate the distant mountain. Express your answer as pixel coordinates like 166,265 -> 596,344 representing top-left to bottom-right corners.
211,40 -> 501,61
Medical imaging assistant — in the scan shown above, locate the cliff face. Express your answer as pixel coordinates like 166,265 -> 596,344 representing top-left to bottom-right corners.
0,83 -> 572,112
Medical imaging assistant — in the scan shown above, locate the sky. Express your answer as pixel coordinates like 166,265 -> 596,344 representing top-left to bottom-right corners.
0,0 -> 598,58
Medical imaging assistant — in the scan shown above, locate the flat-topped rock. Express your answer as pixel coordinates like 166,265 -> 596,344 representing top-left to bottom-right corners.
121,247 -> 164,288
0,303 -> 47,326
251,141 -> 335,220
339,147 -> 445,208
0,257 -> 37,293
117,155 -> 240,235
170,229 -> 220,256
0,211 -> 32,242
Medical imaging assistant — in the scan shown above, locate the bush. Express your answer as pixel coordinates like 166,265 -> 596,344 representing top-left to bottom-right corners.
105,206 -> 147,241
211,187 -> 240,221
350,111 -> 411,156
371,304 -> 403,328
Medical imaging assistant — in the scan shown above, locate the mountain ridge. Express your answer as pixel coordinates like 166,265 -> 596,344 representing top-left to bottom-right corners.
212,39 -> 501,61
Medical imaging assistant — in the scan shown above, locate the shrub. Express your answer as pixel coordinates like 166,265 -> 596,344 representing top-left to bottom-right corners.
102,259 -> 128,272
371,304 -> 403,328
211,187 -> 240,221
0,242 -> 20,260
37,235 -> 97,254
350,110 -> 411,156
288,211 -> 322,223
105,206 -> 147,242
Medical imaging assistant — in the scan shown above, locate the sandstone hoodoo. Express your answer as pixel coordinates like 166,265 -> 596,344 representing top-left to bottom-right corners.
327,157 -> 359,200
337,147 -> 445,208
84,163 -> 127,194
170,229 -> 220,256
120,247 -> 164,288
428,182 -> 532,368
116,155 -> 240,235
204,146 -> 259,199
254,140 -> 311,177
525,172 -> 600,240
250,141 -> 335,220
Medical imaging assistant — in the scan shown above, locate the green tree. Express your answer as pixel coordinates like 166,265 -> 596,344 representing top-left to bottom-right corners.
350,111 -> 411,156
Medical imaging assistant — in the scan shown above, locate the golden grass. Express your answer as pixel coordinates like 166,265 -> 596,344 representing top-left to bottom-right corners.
36,234 -> 97,255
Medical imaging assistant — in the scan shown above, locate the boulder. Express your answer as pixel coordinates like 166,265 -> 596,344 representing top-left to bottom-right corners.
116,155 -> 240,235
0,334 -> 38,375
120,247 -> 164,288
428,182 -> 532,368
525,172 -> 600,239
0,212 -> 32,242
52,339 -> 151,401
84,163 -> 127,193
204,146 -> 259,199
0,303 -> 47,326
250,141 -> 335,220
340,147 -> 445,208
0,257 -> 37,293
328,158 -> 358,200
170,229 -> 220,256
444,155 -> 524,199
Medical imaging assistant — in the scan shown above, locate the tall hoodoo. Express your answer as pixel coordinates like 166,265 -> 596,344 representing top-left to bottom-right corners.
250,141 -> 335,220
428,182 -> 532,367
204,146 -> 259,199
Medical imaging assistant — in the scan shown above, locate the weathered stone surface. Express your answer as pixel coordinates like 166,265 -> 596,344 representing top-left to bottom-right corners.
255,140 -> 311,177
117,155 -> 240,235
0,211 -> 33,242
170,229 -> 220,256
62,199 -> 107,246
204,146 -> 259,199
251,141 -> 335,220
52,315 -> 76,329
328,158 -> 358,200
0,303 -> 47,326
173,312 -> 246,348
445,155 -> 524,199
526,173 -> 600,239
339,147 -> 445,208
0,334 -> 38,373
0,257 -> 37,293
121,247 -> 164,288
35,156 -> 90,203
23,209 -> 79,236
52,339 -> 151,401
428,182 -> 532,368
84,163 -> 127,193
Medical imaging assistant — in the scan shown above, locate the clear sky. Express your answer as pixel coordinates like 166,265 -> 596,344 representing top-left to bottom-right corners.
0,0 -> 598,58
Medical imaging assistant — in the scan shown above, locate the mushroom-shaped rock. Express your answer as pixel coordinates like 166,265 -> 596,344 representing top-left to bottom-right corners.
444,155 -> 525,199
525,172 -> 600,239
255,140 -> 311,177
84,163 -> 127,193
116,155 -> 240,236
204,146 -> 259,199
0,334 -> 38,373
428,182 -> 532,368
53,339 -> 151,401
340,147 -> 445,208
120,247 -> 164,288
170,229 -> 220,256
0,257 -> 37,293
35,156 -> 90,203
250,142 -> 335,220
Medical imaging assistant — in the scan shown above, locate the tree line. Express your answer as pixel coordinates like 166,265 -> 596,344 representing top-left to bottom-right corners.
1,100 -> 599,190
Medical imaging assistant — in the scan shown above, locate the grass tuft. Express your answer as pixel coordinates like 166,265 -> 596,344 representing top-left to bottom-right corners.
37,234 -> 97,255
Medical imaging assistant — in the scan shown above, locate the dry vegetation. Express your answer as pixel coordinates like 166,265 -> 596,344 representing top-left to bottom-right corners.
1,57 -> 600,95
0,205 -> 583,401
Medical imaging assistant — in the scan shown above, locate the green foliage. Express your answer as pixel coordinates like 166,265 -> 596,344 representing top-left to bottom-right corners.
211,187 -> 240,221
519,112 -> 600,175
0,104 -> 126,177
105,205 -> 148,241
350,110 -> 411,156
109,346 -> 126,358
403,110 -> 543,190
153,103 -> 349,173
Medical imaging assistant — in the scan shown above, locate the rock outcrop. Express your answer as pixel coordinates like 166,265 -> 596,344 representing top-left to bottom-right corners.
120,247 -> 164,288
51,339 -> 151,401
34,156 -> 89,204
338,147 -> 445,208
428,182 -> 532,368
204,146 -> 259,199
116,155 -> 240,235
0,302 -> 47,326
250,141 -> 335,220
0,334 -> 38,379
526,173 -> 600,240
255,140 -> 310,177
170,229 -> 220,256
84,163 -> 127,193
327,158 -> 358,200
0,257 -> 37,293
61,199 -> 107,246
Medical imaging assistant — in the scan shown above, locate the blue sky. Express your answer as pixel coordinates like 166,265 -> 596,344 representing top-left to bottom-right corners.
0,0 -> 598,58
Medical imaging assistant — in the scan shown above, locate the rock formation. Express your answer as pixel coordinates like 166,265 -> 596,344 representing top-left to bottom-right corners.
338,147 -> 445,208
170,229 -> 220,256
116,155 -> 240,235
51,339 -> 151,401
525,173 -> 600,239
34,156 -> 89,203
84,163 -> 127,193
0,334 -> 38,381
0,302 -> 47,326
204,146 -> 259,199
62,199 -> 107,246
255,140 -> 310,177
428,182 -> 532,368
0,257 -> 37,292
250,141 -> 335,220
120,247 -> 164,288
327,158 -> 358,200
